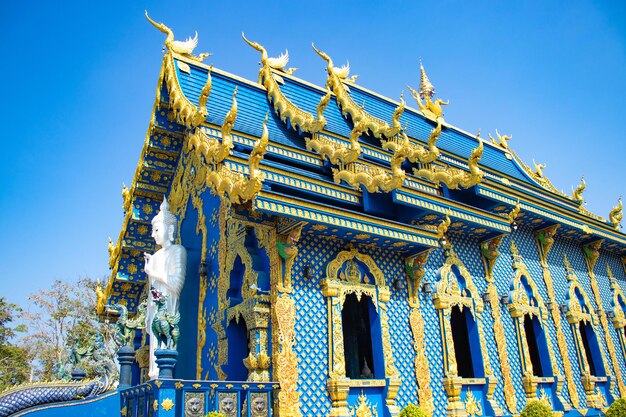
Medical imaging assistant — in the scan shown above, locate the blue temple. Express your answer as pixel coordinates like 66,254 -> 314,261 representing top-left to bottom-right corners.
4,24 -> 626,417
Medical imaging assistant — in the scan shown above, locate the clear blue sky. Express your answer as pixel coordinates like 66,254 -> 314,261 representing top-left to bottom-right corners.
1,1 -> 625,309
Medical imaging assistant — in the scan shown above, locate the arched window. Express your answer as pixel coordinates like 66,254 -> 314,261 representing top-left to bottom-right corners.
341,293 -> 379,379
321,246 -> 401,416
508,272 -> 554,381
431,247 -> 497,416
450,305 -> 482,378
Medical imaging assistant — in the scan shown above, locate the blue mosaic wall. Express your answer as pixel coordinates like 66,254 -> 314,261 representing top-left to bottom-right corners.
285,223 -> 626,416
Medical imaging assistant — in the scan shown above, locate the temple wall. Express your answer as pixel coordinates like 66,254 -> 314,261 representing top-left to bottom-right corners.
287,224 -> 626,416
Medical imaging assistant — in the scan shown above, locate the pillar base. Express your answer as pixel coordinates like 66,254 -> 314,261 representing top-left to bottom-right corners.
155,349 -> 178,379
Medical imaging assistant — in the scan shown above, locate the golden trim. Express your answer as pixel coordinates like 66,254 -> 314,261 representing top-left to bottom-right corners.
312,44 -> 403,139
413,137 -> 484,190
242,34 -> 329,134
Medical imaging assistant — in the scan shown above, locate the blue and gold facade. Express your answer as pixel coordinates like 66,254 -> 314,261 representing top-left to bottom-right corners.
100,21 -> 626,417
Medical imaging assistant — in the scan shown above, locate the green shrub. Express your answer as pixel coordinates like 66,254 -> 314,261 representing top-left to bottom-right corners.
607,398 -> 626,417
520,400 -> 553,417
399,402 -> 428,417
204,412 -> 226,417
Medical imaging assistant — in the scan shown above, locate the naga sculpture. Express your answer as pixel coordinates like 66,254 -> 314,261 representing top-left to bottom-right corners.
407,62 -> 449,122
186,85 -> 235,166
206,114 -> 270,204
436,213 -> 452,240
508,200 -> 521,225
488,129 -> 512,151
312,44 -> 403,139
242,33 -> 330,134
145,11 -> 210,62
533,160 -> 546,179
572,176 -> 586,204
307,118 -> 366,165
609,197 -> 623,230
332,137 -> 409,193
413,137 -> 484,190
0,376 -> 114,417
122,183 -> 131,212
108,302 -> 146,347
383,121 -> 441,164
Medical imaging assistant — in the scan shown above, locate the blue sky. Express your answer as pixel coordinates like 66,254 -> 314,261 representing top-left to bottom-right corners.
1,1 -> 625,309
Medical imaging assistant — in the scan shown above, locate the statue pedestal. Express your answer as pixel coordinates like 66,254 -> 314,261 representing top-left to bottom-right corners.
155,349 -> 178,379
117,345 -> 136,388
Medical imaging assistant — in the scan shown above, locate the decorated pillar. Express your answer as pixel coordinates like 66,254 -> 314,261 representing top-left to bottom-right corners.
534,224 -> 580,409
272,220 -> 304,417
405,249 -> 434,415
582,240 -> 626,397
478,235 -> 517,414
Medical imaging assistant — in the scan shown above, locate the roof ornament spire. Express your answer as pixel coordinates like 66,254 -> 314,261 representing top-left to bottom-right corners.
418,60 -> 435,99
145,11 -> 210,62
408,60 -> 448,122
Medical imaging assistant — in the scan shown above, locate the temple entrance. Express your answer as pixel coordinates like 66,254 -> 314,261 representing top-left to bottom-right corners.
342,293 -> 376,379
224,318 -> 249,380
524,315 -> 547,377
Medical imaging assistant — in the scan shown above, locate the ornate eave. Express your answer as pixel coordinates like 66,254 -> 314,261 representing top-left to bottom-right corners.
103,39 -> 626,313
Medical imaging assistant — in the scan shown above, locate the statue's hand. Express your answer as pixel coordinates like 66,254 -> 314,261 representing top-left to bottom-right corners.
144,252 -> 152,272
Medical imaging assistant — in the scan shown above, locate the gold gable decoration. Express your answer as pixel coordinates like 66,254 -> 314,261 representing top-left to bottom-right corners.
312,44 -> 404,139
325,244 -> 386,287
242,34 -> 331,134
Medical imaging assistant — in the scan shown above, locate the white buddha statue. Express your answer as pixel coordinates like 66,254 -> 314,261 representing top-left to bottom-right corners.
144,198 -> 187,379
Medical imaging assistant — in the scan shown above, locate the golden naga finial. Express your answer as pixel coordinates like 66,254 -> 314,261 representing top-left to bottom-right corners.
408,61 -> 449,122
436,212 -> 452,240
508,200 -> 522,225
122,183 -> 131,212
412,135 -> 484,190
532,159 -> 546,179
198,65 -> 213,116
145,11 -> 210,62
241,33 -> 297,74
332,126 -> 408,193
185,86 -> 235,165
96,278 -> 106,315
242,34 -> 328,135
488,129 -> 512,151
609,197 -> 623,230
572,176 -> 586,204
107,237 -> 118,269
206,114 -> 269,205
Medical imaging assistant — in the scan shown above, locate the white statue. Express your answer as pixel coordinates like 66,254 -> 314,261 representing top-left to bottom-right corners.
144,198 -> 187,379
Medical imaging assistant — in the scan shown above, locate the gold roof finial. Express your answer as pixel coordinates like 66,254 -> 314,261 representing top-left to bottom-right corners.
609,197 -> 623,230
145,10 -> 210,62
419,60 -> 435,99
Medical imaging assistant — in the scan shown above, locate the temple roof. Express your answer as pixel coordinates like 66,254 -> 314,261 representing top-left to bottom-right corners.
100,30 -> 625,311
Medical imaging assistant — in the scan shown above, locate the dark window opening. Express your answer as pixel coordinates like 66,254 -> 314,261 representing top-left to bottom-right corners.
224,318 -> 249,381
451,306 -> 474,378
227,257 -> 244,307
579,322 -> 597,376
342,293 -> 375,379
524,315 -> 545,377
